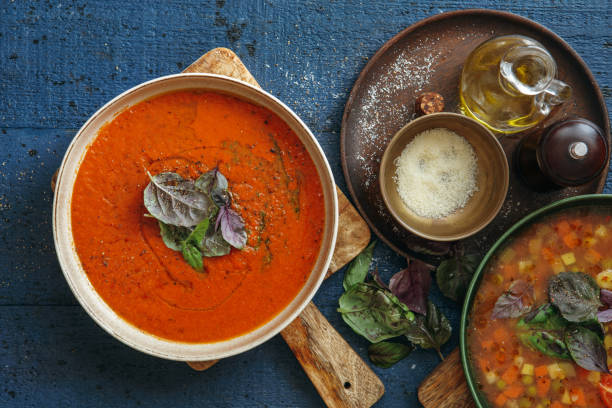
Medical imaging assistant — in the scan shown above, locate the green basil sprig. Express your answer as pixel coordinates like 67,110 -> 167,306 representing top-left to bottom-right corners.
368,341 -> 414,368
144,168 -> 246,271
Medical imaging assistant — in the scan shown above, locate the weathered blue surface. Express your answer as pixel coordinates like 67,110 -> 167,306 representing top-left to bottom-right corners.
0,1 -> 610,407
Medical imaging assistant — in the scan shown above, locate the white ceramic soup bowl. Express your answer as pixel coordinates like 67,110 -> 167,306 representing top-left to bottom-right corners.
53,73 -> 338,361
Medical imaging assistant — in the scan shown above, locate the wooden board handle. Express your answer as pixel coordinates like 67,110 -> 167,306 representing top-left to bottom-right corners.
418,348 -> 476,408
281,302 -> 384,408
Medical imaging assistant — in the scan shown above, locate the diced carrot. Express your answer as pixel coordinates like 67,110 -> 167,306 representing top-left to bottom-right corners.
541,247 -> 556,263
583,223 -> 593,235
563,231 -> 580,248
503,383 -> 524,398
495,351 -> 506,364
585,248 -> 602,264
502,263 -> 517,278
493,327 -> 508,344
536,376 -> 551,397
570,388 -> 587,407
481,340 -> 495,350
557,220 -> 572,236
478,358 -> 490,373
535,365 -> 549,378
501,364 -> 520,384
494,393 -> 508,407
551,402 -> 564,408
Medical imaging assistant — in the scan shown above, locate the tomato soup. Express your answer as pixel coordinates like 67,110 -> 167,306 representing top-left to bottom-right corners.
468,206 -> 612,408
71,90 -> 325,343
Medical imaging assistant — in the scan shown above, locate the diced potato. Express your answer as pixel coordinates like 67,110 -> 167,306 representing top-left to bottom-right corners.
557,362 -> 576,378
605,334 -> 612,349
519,260 -> 535,274
583,236 -> 598,248
500,248 -> 516,263
560,252 -> 575,266
597,269 -> 612,289
521,363 -> 534,376
485,371 -> 498,384
506,400 -> 519,408
596,224 -> 608,238
514,355 -> 525,368
551,260 -> 565,274
561,389 -> 571,404
588,371 -> 601,384
529,238 -> 542,255
547,363 -> 564,380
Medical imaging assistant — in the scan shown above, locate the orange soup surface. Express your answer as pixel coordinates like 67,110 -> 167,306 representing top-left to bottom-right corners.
468,206 -> 612,408
71,90 -> 325,343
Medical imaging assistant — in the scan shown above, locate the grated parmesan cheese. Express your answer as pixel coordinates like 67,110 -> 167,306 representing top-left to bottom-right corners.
394,128 -> 478,218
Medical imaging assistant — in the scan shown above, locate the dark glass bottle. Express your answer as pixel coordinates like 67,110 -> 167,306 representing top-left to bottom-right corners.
516,118 -> 608,190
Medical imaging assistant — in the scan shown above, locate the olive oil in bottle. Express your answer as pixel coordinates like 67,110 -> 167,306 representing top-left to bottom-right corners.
459,35 -> 571,134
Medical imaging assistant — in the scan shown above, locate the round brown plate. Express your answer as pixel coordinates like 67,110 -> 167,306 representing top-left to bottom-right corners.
341,9 -> 610,260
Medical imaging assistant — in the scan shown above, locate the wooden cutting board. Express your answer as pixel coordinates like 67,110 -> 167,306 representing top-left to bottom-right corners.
52,48 -> 384,408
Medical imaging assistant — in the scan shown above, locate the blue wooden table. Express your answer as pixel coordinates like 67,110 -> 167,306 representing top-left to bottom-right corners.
1,1 -> 610,407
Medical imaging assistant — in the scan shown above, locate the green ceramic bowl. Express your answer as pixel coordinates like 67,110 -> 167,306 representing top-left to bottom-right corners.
460,193 -> 612,407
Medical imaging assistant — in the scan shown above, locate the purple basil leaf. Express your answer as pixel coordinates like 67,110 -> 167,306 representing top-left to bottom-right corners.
598,309 -> 612,323
491,280 -> 534,319
388,259 -> 431,315
218,205 -> 247,249
371,268 -> 389,290
601,289 -> 612,308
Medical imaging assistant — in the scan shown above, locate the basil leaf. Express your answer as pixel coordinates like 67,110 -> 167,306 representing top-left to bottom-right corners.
404,300 -> 451,360
144,172 -> 214,227
518,331 -> 571,360
201,228 -> 231,257
195,167 -> 228,193
597,289 -> 612,323
368,341 -> 414,368
518,303 -> 568,331
565,325 -> 610,373
491,280 -> 535,319
436,253 -> 479,302
388,259 -> 431,315
343,241 -> 376,291
549,272 -> 601,323
337,282 -> 414,343
602,289 -> 612,308
598,309 -> 612,323
186,218 -> 210,248
217,206 -> 247,249
371,268 -> 389,290
181,242 -> 203,271
158,221 -> 191,251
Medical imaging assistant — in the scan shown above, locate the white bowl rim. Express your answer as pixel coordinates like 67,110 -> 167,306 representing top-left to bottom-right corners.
52,73 -> 338,361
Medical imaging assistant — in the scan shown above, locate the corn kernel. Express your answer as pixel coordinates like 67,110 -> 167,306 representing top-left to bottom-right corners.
561,389 -> 571,404
588,371 -> 601,384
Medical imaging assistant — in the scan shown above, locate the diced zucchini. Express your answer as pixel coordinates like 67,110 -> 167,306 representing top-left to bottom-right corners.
519,260 -> 535,274
551,379 -> 563,392
548,363 -> 564,380
514,355 -> 525,368
560,252 -> 575,266
485,371 -> 498,384
588,371 -> 601,384
597,270 -> 612,289
519,397 -> 531,408
561,389 -> 571,404
527,385 -> 537,397
521,363 -> 534,376
496,379 -> 506,390
603,258 -> 612,270
596,224 -> 608,238
557,362 -> 575,378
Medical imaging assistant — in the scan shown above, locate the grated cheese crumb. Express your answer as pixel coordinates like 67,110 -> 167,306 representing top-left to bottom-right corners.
394,128 -> 478,218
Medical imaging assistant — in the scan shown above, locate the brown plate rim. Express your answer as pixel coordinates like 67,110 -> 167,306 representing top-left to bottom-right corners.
340,8 -> 611,258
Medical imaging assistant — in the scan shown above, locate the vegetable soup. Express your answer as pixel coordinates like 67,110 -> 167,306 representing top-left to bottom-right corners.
468,206 -> 612,408
71,90 -> 325,343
